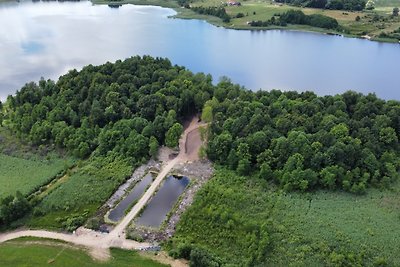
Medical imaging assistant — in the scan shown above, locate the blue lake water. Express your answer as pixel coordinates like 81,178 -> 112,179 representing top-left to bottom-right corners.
0,1 -> 399,101
136,175 -> 189,228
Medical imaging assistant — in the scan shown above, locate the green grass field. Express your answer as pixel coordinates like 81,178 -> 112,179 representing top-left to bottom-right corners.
0,126 -> 74,198
270,185 -> 400,266
0,154 -> 71,197
171,168 -> 400,266
0,238 -> 167,267
375,0 -> 399,8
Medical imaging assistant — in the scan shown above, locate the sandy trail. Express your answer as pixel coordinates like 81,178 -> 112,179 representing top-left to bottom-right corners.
0,116 -> 206,266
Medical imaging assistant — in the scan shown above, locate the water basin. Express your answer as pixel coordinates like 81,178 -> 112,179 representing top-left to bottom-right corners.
136,175 -> 189,228
108,173 -> 153,222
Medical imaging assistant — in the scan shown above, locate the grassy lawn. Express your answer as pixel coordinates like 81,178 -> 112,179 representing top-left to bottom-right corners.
0,238 -> 167,267
170,168 -> 400,266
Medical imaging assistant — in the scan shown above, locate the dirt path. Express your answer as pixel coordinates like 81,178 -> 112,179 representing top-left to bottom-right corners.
0,116 -> 206,266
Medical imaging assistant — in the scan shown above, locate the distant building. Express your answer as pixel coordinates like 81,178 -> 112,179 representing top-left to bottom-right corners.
227,0 -> 241,6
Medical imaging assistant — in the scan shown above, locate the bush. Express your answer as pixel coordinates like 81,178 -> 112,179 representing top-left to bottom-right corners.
85,217 -> 101,230
0,192 -> 31,226
190,248 -> 220,267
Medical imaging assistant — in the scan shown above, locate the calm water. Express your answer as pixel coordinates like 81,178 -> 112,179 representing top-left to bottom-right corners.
0,1 -> 399,101
136,175 -> 189,228
108,173 -> 153,222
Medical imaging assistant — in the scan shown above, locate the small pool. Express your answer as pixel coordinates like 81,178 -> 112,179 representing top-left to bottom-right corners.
136,175 -> 190,228
108,173 -> 153,222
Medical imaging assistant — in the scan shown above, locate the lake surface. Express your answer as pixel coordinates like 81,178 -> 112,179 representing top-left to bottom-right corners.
136,175 -> 189,228
108,173 -> 153,222
0,1 -> 399,101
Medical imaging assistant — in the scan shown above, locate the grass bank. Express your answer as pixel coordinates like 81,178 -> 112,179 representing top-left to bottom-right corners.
169,168 -> 400,266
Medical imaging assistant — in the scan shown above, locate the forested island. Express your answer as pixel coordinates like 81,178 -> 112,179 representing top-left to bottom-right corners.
1,56 -> 400,266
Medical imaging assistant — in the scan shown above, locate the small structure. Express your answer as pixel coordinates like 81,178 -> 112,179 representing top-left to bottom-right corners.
227,0 -> 241,6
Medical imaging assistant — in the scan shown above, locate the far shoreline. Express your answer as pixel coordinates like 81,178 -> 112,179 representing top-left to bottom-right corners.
91,0 -> 400,44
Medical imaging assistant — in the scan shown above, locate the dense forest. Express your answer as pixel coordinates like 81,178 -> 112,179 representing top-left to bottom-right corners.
6,56 -> 212,160
204,81 -> 400,193
274,0 -> 366,11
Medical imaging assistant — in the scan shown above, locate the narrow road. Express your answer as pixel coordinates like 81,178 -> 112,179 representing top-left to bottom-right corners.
0,116 -> 206,264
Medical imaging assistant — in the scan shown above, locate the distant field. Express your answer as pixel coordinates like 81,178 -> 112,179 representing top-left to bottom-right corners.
0,154 -> 69,197
174,0 -> 400,40
375,0 -> 399,8
171,168 -> 400,266
0,238 -> 167,267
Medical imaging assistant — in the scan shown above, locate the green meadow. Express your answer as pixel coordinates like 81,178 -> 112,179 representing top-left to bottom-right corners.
170,168 -> 400,266
0,238 -> 167,267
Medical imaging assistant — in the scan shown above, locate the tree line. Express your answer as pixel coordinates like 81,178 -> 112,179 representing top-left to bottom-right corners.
249,9 -> 339,29
274,0 -> 366,11
190,6 -> 231,23
204,81 -> 400,193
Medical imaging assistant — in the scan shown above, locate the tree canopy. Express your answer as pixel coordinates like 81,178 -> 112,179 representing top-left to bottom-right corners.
206,87 -> 400,193
275,0 -> 366,11
6,56 -> 213,163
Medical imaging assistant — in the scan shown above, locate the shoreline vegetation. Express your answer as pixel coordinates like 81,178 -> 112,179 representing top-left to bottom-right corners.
90,0 -> 400,43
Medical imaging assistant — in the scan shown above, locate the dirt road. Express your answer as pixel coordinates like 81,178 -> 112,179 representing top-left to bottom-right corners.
0,116 -> 206,266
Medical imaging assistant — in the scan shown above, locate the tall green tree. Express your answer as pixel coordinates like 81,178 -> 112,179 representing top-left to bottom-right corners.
165,123 -> 183,148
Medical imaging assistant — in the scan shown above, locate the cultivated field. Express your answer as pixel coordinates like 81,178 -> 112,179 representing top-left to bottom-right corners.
0,154 -> 69,197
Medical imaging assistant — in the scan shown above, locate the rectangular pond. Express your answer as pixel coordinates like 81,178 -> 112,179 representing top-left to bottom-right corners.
108,173 -> 153,222
135,175 -> 190,228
